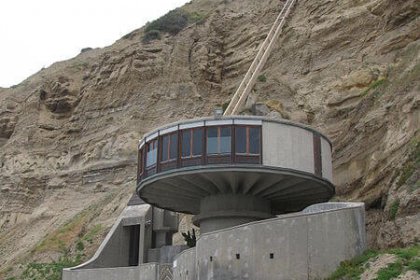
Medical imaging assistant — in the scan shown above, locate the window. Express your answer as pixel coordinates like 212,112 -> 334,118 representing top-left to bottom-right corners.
146,140 -> 157,167
161,133 -> 178,162
182,128 -> 203,158
235,126 -> 260,155
207,126 -> 231,155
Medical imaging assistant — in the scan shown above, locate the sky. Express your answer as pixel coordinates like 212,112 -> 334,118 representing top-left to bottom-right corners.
0,0 -> 190,88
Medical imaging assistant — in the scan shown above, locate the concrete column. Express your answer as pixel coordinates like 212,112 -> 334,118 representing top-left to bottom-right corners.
193,194 -> 274,233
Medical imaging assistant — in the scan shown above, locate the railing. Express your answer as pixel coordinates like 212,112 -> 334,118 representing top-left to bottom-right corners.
223,0 -> 297,116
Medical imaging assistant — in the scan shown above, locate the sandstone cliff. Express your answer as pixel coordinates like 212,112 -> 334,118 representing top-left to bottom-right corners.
0,0 -> 419,277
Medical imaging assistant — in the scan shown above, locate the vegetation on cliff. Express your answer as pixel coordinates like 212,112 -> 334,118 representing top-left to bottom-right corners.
328,245 -> 420,280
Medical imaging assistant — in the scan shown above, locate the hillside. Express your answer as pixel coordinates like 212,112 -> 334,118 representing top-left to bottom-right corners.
0,0 -> 419,278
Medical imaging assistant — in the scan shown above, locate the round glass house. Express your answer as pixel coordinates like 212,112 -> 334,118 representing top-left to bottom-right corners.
137,116 -> 335,233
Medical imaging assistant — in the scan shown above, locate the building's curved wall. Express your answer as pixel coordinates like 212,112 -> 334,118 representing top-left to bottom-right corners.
137,117 -> 333,185
262,122 -> 315,174
173,248 -> 196,280
321,137 -> 333,181
174,202 -> 365,280
262,121 -> 332,182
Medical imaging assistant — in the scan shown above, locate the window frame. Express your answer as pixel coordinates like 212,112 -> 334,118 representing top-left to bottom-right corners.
235,125 -> 261,156
137,123 -> 263,181
181,128 -> 204,159
138,148 -> 144,177
206,125 -> 232,155
160,132 -> 178,163
145,139 -> 158,178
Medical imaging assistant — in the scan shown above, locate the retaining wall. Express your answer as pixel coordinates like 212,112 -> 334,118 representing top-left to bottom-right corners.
174,202 -> 366,280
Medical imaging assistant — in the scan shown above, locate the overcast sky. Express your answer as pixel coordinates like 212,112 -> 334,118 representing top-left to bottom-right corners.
0,0 -> 190,88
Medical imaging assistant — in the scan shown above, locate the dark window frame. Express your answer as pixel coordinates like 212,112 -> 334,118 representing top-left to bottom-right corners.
146,139 -> 158,167
181,128 -> 203,159
206,125 -> 232,155
235,125 -> 261,156
160,132 -> 178,163
138,124 -> 263,181
138,148 -> 144,181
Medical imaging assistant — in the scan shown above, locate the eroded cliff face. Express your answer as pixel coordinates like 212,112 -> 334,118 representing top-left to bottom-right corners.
0,0 -> 419,275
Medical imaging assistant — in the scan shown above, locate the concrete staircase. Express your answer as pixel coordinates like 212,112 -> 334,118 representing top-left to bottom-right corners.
223,0 -> 297,116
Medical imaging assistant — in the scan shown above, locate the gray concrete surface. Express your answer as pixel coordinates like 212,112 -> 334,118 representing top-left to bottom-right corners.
63,202 -> 182,280
63,204 -> 152,272
321,137 -> 333,181
173,248 -> 196,280
139,167 -> 334,217
193,194 -> 274,233
174,202 -> 366,280
63,263 -> 166,280
263,121 -> 315,175
148,245 -> 189,264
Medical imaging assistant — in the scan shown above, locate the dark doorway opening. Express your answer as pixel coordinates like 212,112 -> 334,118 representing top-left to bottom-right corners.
129,225 -> 140,266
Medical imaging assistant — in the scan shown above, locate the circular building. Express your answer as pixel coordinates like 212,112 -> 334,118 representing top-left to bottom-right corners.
136,116 -> 335,233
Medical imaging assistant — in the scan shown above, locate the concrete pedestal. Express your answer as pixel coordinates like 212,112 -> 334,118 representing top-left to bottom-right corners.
192,194 -> 274,233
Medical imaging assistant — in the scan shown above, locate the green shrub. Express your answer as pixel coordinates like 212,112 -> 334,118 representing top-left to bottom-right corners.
182,229 -> 197,248
145,9 -> 189,35
327,250 -> 379,280
361,78 -> 387,97
142,9 -> 206,42
389,199 -> 400,221
257,74 -> 267,82
188,12 -> 206,25
376,262 -> 403,280
20,254 -> 81,280
328,245 -> 420,280
408,259 -> 420,273
76,239 -> 84,251
142,30 -> 161,43
222,101 -> 230,112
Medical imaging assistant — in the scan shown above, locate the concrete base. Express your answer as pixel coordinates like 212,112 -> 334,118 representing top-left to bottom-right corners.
192,194 -> 274,233
174,202 -> 367,280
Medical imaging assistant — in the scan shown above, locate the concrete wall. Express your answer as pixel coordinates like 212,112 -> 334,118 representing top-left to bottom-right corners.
63,263 -> 160,280
63,204 -> 152,273
176,202 -> 365,280
173,248 -> 196,280
321,137 -> 333,181
263,122 -> 315,174
148,245 -> 189,263
262,121 -> 333,183
306,204 -> 366,278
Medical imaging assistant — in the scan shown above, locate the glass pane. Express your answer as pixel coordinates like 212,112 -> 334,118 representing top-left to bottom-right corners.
182,130 -> 191,157
207,127 -> 218,154
170,134 -> 178,159
249,127 -> 260,154
147,141 -> 157,166
161,136 -> 169,161
220,127 -> 231,154
192,128 -> 203,156
151,149 -> 157,165
235,127 -> 246,154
